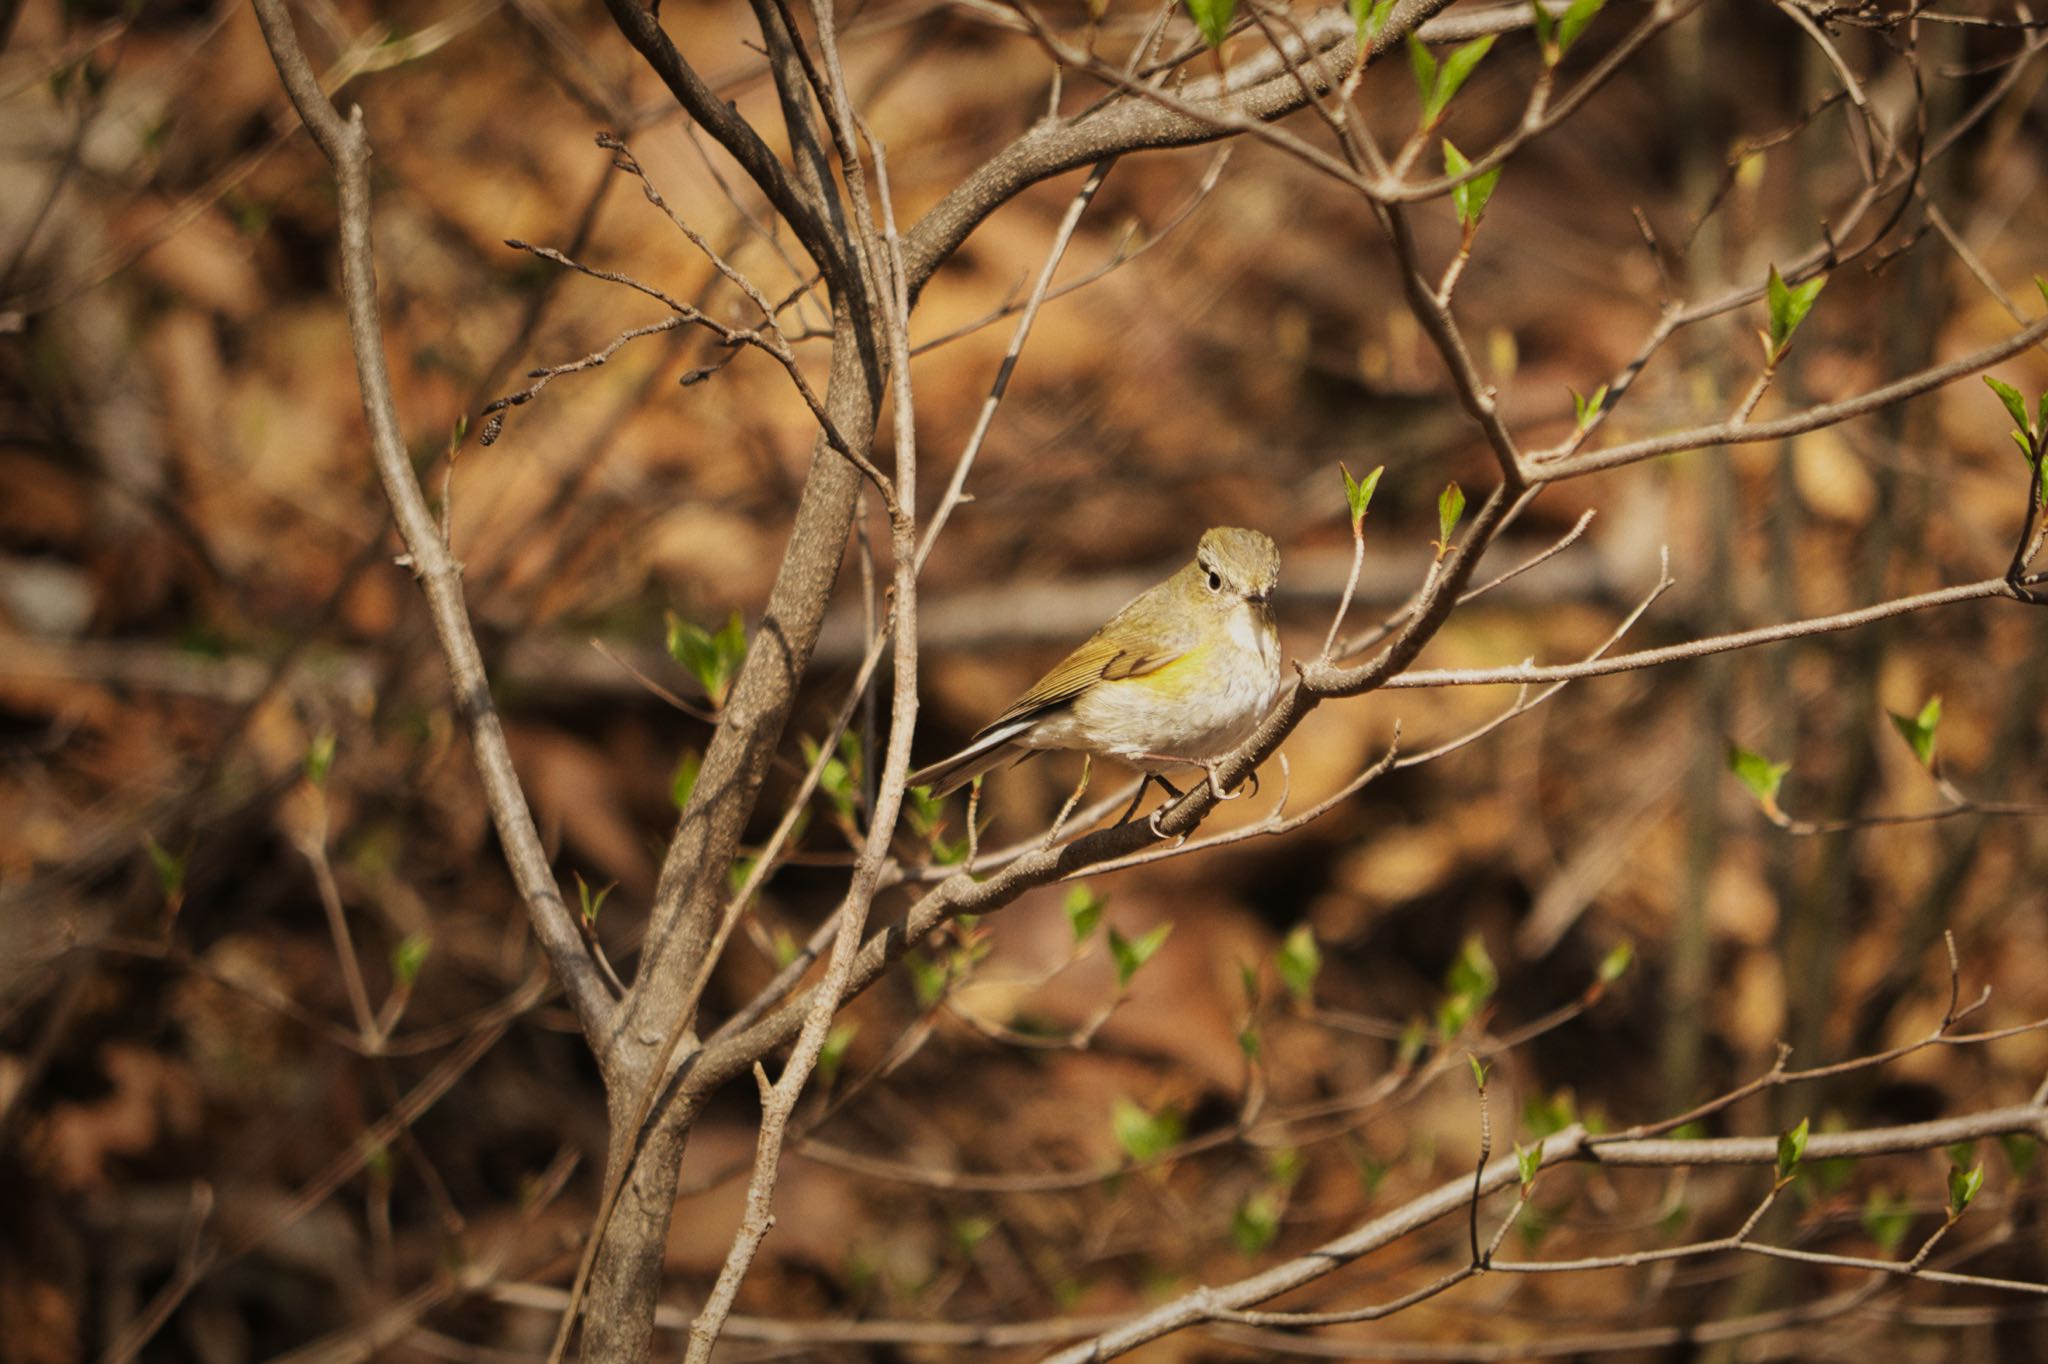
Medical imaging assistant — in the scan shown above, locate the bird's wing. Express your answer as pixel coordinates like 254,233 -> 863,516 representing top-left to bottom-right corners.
974,597 -> 1194,738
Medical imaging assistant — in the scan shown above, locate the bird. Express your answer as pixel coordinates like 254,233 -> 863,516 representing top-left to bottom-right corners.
909,526 -> 1283,817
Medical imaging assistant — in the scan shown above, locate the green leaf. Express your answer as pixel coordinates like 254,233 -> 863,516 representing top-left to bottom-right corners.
817,1021 -> 858,1084
1437,481 -> 1466,550
905,951 -> 948,1007
1948,1160 -> 1984,1214
1396,1017 -> 1427,1069
1765,264 -> 1826,356
1268,1146 -> 1303,1186
1108,922 -> 1173,988
1349,0 -> 1395,45
1887,695 -> 1941,768
1406,33 -> 1438,107
772,928 -> 799,967
1571,383 -> 1608,430
1231,1189 -> 1281,1256
1426,36 -> 1495,124
1112,1097 -> 1184,1162
304,731 -> 337,786
1442,140 -> 1502,229
1530,0 -> 1554,54
1776,1116 -> 1809,1180
1596,939 -> 1634,985
802,732 -> 860,823
1340,462 -> 1385,529
1727,740 -> 1791,811
1182,0 -> 1236,48
1515,1139 -> 1540,1188
1446,934 -> 1497,1003
1065,885 -> 1106,945
391,931 -> 432,988
1861,1188 -> 1912,1253
1468,1053 -> 1489,1088
575,872 -> 614,927
671,750 -> 702,812
904,783 -> 945,838
1985,374 -> 2032,439
141,832 -> 186,899
1556,0 -> 1604,52
950,1213 -> 995,1253
666,609 -> 748,707
1275,924 -> 1321,1003
1436,935 -> 1497,1039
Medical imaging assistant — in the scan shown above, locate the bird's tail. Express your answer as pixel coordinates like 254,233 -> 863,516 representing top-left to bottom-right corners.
909,720 -> 1036,798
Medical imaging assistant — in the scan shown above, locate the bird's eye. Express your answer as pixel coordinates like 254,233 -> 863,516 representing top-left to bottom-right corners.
1206,570 -> 1222,592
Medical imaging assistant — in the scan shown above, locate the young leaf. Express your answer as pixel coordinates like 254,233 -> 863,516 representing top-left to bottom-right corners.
1437,481 -> 1466,551
1112,1097 -> 1184,1162
1948,1160 -> 1984,1214
1406,32 -> 1438,106
1776,1116 -> 1810,1180
1231,1189 -> 1282,1256
1424,35 -> 1495,125
305,731 -> 337,786
1340,462 -> 1385,529
1727,740 -> 1791,812
1861,1188 -> 1911,1253
1275,924 -> 1322,1003
1349,0 -> 1395,45
1984,373 -> 2032,439
1530,0 -> 1554,54
1765,264 -> 1826,358
672,750 -> 702,812
1556,0 -> 1604,52
1571,383 -> 1608,430
1182,0 -> 1236,48
1468,1053 -> 1490,1088
391,931 -> 432,988
141,832 -> 186,900
1267,1146 -> 1303,1186
1396,1017 -> 1427,1069
1442,140 -> 1502,230
575,872 -> 614,927
817,1021 -> 858,1084
905,951 -> 948,1007
1887,695 -> 1941,768
1515,1139 -> 1540,1188
1108,922 -> 1173,988
1596,939 -> 1634,985
666,610 -> 748,706
1065,885 -> 1106,945
1446,934 -> 1498,1003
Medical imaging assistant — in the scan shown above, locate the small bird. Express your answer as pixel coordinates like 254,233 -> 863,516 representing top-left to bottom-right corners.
910,527 -> 1283,812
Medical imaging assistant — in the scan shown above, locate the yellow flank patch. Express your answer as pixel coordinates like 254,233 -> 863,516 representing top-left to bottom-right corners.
1104,639 -> 1212,701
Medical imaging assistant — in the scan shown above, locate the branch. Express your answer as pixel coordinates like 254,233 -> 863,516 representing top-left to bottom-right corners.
1043,1105 -> 2048,1362
595,0 -> 848,286
1381,577 -> 2016,688
250,0 -> 614,1037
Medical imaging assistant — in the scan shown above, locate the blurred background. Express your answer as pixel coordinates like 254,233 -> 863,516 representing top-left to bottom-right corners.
3,0 -> 2047,1358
